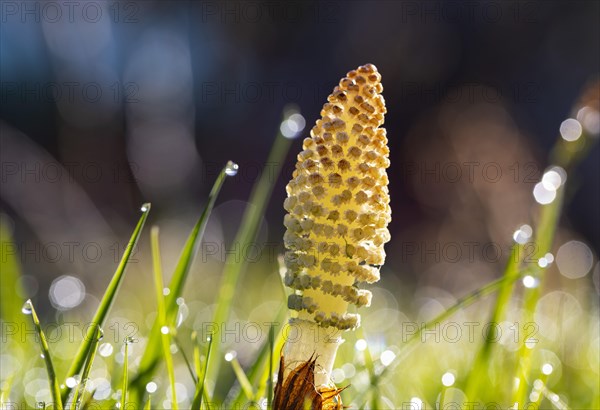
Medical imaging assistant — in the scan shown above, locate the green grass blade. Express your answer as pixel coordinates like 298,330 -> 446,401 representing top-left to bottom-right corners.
120,339 -> 131,410
229,356 -> 254,399
62,203 -> 151,403
0,375 -> 14,406
0,218 -> 26,322
231,258 -> 290,405
192,331 -> 202,379
231,304 -> 286,406
464,243 -> 525,399
192,333 -> 214,409
69,326 -> 102,410
173,334 -> 198,385
513,186 -> 565,407
150,226 -> 178,409
130,162 -> 233,401
354,325 -> 379,409
354,267 -> 535,408
206,108 -> 299,393
23,299 -> 63,410
369,265 -> 535,391
80,389 -> 95,410
512,93 -> 599,406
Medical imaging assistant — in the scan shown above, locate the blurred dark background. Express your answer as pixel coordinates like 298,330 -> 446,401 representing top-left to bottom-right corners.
1,0 -> 599,310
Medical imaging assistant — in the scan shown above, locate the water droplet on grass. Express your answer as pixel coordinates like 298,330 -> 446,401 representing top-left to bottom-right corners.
66,377 -> 78,388
224,351 -> 237,362
225,161 -> 239,176
146,382 -> 158,393
22,300 -> 33,315
523,275 -> 539,288
441,372 -> 455,387
99,343 -> 113,357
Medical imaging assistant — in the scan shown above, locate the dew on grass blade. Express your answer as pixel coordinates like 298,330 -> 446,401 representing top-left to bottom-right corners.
146,382 -> 158,393
280,112 -> 305,139
65,377 -> 78,388
99,343 -> 113,357
542,363 -> 554,375
380,350 -> 396,367
355,339 -> 367,351
533,182 -> 557,205
22,300 -> 33,315
225,161 -> 239,176
523,275 -> 539,289
140,203 -> 151,212
441,372 -> 455,387
160,326 -> 169,335
513,224 -> 533,244
224,350 -> 237,362
560,118 -> 583,141
176,303 -> 189,327
577,106 -> 600,135
541,169 -> 564,190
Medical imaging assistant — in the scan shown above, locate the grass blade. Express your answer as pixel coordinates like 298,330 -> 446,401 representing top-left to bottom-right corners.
231,258 -> 290,405
120,339 -> 131,410
513,185 -> 565,407
192,333 -> 214,409
206,108 -> 300,394
192,331 -> 202,379
354,325 -> 379,409
173,335 -> 198,385
229,355 -> 254,399
0,219 -> 26,322
62,203 -> 151,403
150,226 -> 178,409
464,243 -> 525,399
69,326 -> 102,410
131,162 -> 233,401
512,84 -> 599,407
368,265 -> 535,390
23,299 -> 63,410
230,304 -> 287,406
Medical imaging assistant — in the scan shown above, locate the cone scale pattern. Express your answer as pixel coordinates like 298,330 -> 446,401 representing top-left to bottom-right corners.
283,63 -> 391,331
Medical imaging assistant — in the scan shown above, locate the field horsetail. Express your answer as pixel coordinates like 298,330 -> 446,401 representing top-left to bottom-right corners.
274,64 -> 391,409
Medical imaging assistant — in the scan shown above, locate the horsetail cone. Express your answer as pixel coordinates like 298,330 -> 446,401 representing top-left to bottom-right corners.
281,63 -> 391,390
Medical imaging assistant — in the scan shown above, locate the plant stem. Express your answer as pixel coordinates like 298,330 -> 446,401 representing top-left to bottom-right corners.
150,226 -> 177,409
464,243 -> 524,399
25,300 -> 63,410
283,319 -> 343,387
